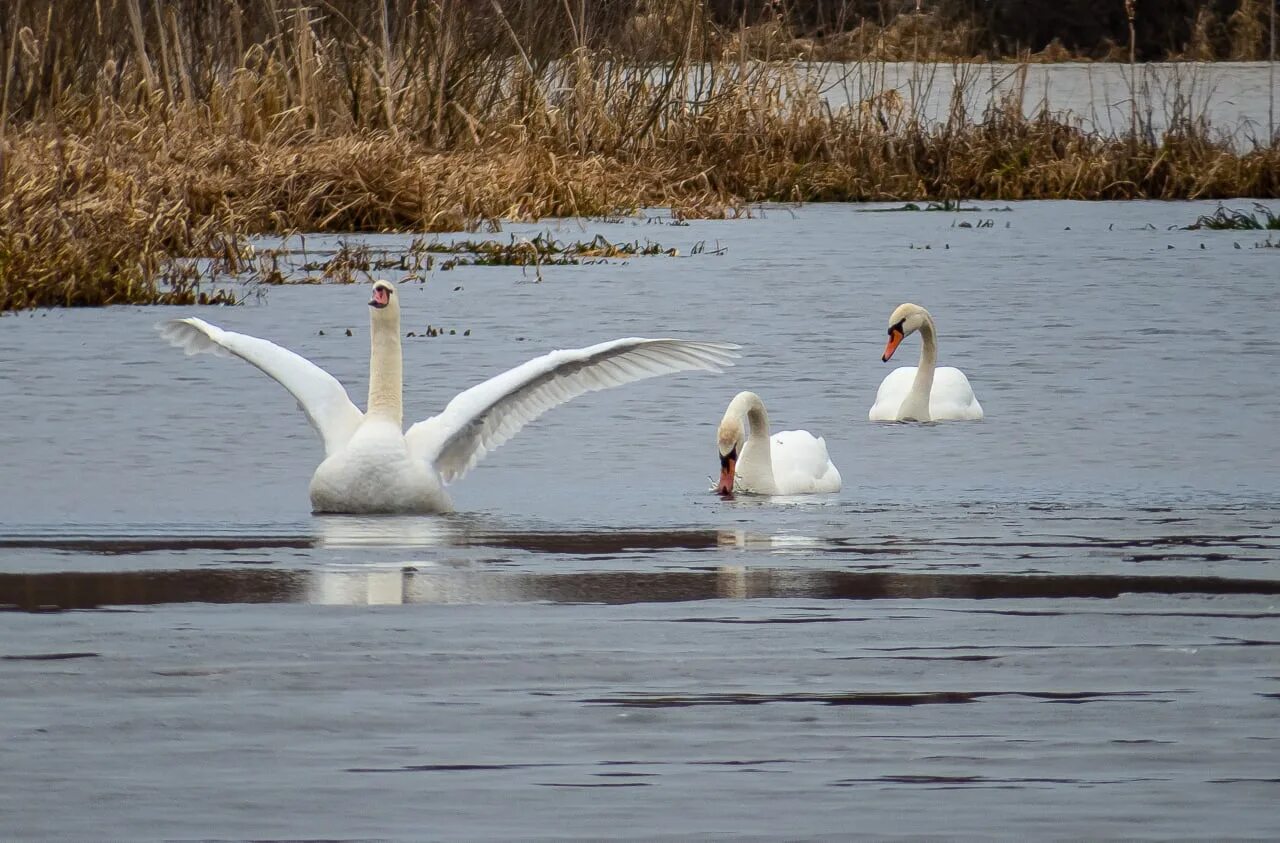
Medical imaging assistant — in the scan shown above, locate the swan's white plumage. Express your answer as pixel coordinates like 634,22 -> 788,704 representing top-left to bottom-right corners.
869,365 -> 983,421
159,283 -> 737,513
159,317 -> 363,455
868,302 -> 984,422
717,391 -> 841,496
409,338 -> 740,484
754,429 -> 842,495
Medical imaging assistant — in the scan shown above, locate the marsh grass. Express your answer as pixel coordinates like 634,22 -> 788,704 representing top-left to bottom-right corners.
858,200 -> 1007,213
424,233 -> 680,264
1187,203 -> 1280,230
2,1 -> 1279,310
255,232 -> 694,286
0,129 -> 243,310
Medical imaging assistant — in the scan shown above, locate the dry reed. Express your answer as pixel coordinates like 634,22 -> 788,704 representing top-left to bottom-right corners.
2,1 -> 1279,311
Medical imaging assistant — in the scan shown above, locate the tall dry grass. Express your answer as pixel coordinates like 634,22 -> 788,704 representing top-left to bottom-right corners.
2,1 -> 1279,311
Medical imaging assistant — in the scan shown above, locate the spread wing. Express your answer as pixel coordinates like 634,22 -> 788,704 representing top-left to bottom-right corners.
406,337 -> 739,484
159,317 -> 364,455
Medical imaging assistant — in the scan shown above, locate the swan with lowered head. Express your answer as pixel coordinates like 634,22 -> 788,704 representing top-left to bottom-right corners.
716,391 -> 841,496
160,280 -> 739,513
868,303 -> 983,422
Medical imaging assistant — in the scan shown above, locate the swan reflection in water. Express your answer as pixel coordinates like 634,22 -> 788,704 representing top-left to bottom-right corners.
307,519 -> 832,605
2,558 -> 1273,612
311,516 -> 828,556
305,563 -> 827,607
312,515 -> 469,548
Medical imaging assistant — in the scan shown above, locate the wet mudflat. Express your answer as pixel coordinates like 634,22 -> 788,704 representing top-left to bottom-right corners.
1,200 -> 1278,838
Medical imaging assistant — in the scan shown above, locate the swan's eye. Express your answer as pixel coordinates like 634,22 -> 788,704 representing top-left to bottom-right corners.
888,321 -> 904,338
719,448 -> 737,469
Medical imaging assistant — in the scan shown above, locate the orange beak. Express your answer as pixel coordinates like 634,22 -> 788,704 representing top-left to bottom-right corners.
882,327 -> 904,362
716,457 -> 736,496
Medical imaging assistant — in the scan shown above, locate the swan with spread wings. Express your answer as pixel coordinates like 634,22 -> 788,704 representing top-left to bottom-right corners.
160,280 -> 738,513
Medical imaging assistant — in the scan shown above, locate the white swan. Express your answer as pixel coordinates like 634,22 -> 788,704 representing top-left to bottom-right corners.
715,391 -> 841,495
160,279 -> 739,513
868,303 -> 983,422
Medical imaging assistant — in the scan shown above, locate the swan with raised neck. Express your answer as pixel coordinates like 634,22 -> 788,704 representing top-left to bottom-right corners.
869,302 -> 983,422
366,280 -> 404,425
159,279 -> 739,513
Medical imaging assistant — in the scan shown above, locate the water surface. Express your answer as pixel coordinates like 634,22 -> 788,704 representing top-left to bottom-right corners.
805,61 -> 1280,142
1,200 -> 1276,839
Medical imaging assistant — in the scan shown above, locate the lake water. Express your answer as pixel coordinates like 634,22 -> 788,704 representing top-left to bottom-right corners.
659,61 -> 1280,144
1,200 -> 1277,839
805,61 -> 1280,142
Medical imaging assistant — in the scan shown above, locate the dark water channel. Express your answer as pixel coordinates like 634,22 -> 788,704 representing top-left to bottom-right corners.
1,201 -> 1277,838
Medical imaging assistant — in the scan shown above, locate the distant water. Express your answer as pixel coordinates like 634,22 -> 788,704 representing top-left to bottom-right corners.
0,200 -> 1276,838
752,62 -> 1280,142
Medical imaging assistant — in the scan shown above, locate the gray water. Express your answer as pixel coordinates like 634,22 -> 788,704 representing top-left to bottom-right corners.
1,200 -> 1278,839
803,61 -> 1280,142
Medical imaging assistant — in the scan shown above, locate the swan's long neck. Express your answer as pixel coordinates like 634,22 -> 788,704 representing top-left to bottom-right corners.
902,314 -> 937,421
726,391 -> 771,441
367,310 -> 403,426
743,397 -> 770,446
728,391 -> 775,491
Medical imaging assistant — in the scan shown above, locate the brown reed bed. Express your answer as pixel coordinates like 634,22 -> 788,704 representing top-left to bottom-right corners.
2,1 -> 1278,311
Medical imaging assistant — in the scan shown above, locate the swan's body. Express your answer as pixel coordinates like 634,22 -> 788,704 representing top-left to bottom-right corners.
716,391 -> 841,496
868,303 -> 983,422
869,366 -> 982,422
161,280 -> 738,513
309,418 -> 445,513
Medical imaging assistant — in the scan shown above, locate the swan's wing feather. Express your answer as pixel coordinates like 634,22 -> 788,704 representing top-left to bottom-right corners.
407,338 -> 739,484
159,318 -> 364,454
868,366 -> 917,421
931,367 -> 984,420
772,429 -> 843,493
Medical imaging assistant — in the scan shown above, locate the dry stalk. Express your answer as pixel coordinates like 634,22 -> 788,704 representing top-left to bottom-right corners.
1,1 -> 1278,311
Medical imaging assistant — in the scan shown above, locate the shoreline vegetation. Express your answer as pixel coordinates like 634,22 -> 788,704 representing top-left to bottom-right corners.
2,1 -> 1279,311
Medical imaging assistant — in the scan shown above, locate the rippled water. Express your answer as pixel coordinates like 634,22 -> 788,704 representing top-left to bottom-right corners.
1,200 -> 1277,838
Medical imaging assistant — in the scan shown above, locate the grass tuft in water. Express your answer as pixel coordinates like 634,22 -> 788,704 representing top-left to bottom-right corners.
1187,204 -> 1280,230
859,200 -> 989,213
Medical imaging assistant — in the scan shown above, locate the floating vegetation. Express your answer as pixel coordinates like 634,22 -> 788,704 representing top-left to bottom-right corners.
422,233 -> 677,268
406,326 -> 470,338
859,200 -> 1013,213
1186,204 -> 1280,231
299,243 -> 424,277
239,234 -> 720,287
